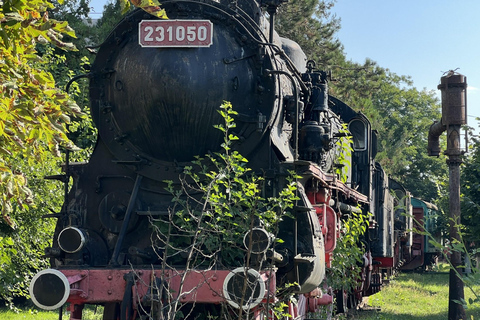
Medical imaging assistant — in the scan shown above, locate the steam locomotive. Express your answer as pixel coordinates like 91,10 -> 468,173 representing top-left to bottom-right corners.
29,1 -> 441,319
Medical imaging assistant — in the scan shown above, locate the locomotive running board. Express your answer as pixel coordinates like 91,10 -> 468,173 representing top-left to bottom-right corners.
46,268 -> 276,308
285,161 -> 369,204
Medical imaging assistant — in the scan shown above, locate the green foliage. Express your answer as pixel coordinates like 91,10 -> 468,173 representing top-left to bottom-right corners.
157,102 -> 298,268
0,304 -> 104,319
0,156 -> 63,308
461,134 -> 480,244
0,0 -> 92,305
334,123 -> 353,183
90,1 -> 126,45
328,211 -> 371,292
46,0 -> 95,82
331,59 -> 447,202
0,0 -> 82,227
275,0 -> 341,69
413,212 -> 480,310
450,131 -> 480,304
120,0 -> 167,18
275,1 -> 448,203
318,120 -> 369,295
149,102 -> 299,318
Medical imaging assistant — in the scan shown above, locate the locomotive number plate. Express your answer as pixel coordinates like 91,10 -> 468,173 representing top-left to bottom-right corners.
139,20 -> 213,47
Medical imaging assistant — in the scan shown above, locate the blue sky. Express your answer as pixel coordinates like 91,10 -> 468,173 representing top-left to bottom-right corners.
333,0 -> 480,131
88,0 -> 480,131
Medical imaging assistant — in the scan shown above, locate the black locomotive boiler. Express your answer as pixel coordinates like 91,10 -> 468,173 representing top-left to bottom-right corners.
29,1 -> 439,319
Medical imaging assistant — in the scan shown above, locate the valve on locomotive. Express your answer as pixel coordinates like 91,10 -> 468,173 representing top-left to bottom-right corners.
299,61 -> 334,165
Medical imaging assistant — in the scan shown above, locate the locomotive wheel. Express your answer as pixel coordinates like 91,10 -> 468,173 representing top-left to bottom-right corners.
335,289 -> 348,314
103,302 -> 120,320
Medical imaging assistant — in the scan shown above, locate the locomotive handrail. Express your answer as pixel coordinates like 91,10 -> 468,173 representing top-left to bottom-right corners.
65,73 -> 91,94
109,174 -> 143,266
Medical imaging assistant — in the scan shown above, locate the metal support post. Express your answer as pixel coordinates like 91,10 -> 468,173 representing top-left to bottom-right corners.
428,72 -> 467,320
446,138 -> 465,320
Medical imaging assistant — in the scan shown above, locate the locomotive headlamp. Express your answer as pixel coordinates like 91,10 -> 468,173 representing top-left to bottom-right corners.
243,227 -> 272,254
222,267 -> 266,311
29,269 -> 70,310
58,227 -> 86,253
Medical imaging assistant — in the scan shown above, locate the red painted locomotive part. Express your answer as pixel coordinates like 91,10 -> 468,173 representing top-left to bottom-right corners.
304,287 -> 333,310
372,257 -> 394,268
311,205 -> 337,254
306,191 -> 338,254
60,269 -> 276,306
307,190 -> 339,268
325,252 -> 332,268
321,206 -> 337,254
401,206 -> 425,270
67,303 -> 83,320
307,188 -> 330,204
306,293 -> 333,311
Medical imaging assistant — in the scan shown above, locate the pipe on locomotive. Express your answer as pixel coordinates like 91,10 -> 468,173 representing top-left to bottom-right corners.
327,198 -> 362,215
338,202 -> 362,215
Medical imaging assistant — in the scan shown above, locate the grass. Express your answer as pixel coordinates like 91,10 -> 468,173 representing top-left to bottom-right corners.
0,305 -> 103,320
348,270 -> 480,320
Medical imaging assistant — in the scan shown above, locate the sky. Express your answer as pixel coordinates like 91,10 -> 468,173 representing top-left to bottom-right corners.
332,0 -> 480,131
88,0 -> 480,131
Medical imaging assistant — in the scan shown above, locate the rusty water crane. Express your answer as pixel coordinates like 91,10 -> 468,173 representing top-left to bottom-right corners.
428,71 -> 467,320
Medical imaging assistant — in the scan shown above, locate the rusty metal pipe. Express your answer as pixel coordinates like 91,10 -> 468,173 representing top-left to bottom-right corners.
427,120 -> 446,157
338,202 -> 363,215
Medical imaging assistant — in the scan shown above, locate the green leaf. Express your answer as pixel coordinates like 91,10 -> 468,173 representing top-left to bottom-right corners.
4,13 -> 24,22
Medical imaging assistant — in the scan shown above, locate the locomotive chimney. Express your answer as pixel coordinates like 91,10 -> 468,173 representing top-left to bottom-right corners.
260,0 -> 288,43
